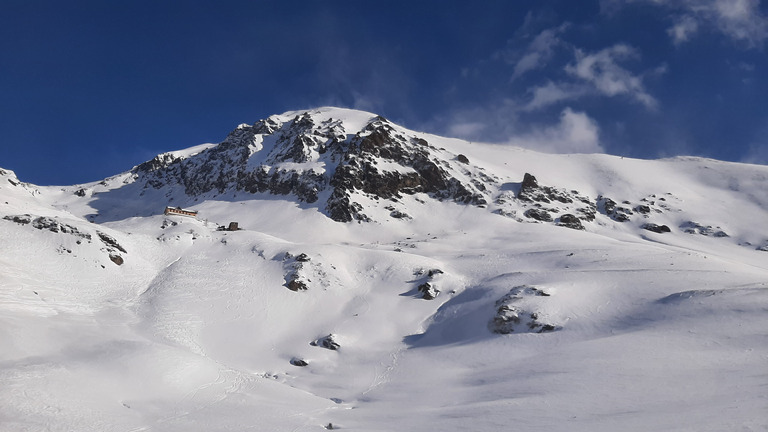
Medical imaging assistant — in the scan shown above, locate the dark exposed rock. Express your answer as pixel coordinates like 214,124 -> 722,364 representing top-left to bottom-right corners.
457,154 -> 469,164
518,173 -> 574,204
490,285 -> 557,334
282,252 -> 316,291
427,268 -> 444,277
557,213 -> 584,230
3,214 -> 32,225
290,358 -> 309,367
518,173 -> 539,200
389,210 -> 410,219
511,174 -> 595,226
311,334 -> 340,350
74,188 -> 87,197
161,219 -> 178,229
598,196 -> 631,222
524,208 -> 553,222
286,279 -> 308,291
634,205 -> 651,214
5,214 -> 92,240
97,231 -> 127,253
417,282 -> 439,300
642,223 -> 671,233
680,221 -> 728,237
109,254 -> 124,266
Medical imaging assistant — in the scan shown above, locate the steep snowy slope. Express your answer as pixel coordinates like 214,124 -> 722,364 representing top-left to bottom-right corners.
1,109 -> 767,431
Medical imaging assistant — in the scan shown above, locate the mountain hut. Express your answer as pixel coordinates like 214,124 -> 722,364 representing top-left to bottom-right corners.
164,206 -> 198,218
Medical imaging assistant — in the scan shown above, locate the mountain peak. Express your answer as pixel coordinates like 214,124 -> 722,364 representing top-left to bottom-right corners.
128,107 -> 490,222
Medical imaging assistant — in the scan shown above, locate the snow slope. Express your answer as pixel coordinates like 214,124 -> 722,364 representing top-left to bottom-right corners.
0,109 -> 767,431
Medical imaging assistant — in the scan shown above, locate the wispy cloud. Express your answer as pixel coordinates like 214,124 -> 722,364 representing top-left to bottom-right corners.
523,81 -> 588,111
565,44 -> 659,109
431,20 -> 661,156
667,15 -> 699,45
507,24 -> 570,81
518,42 -> 662,111
604,0 -> 768,48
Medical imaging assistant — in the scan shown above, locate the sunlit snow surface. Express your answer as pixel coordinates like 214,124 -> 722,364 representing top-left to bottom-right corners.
1,109 -> 767,431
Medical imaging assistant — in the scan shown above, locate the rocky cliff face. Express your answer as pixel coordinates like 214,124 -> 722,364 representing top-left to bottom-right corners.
132,109 -> 490,222
114,107 -> 763,248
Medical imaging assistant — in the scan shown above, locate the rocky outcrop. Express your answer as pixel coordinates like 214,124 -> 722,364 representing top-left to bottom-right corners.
311,334 -> 340,350
642,223 -> 671,233
131,110 -> 490,223
489,286 -> 556,334
290,358 -> 309,367
3,214 -> 128,266
97,231 -> 126,253
503,173 -> 595,227
598,196 -> 632,222
557,214 -> 584,230
4,214 -> 92,240
413,268 -> 444,300
283,252 -> 311,291
680,221 -> 728,237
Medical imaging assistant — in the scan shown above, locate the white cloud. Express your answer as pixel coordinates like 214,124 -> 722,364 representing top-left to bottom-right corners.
510,25 -> 569,81
508,108 -> 604,154
565,44 -> 658,109
606,0 -> 768,48
523,81 -> 588,111
668,15 -> 699,45
707,0 -> 768,47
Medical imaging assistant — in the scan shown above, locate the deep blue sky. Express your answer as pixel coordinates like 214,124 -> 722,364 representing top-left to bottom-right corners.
2,0 -> 767,185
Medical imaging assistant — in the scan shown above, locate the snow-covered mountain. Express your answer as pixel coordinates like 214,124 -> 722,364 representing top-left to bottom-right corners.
1,107 -> 767,431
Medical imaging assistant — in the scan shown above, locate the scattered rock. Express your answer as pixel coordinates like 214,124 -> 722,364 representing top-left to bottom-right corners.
311,334 -> 340,350
680,221 -> 728,237
4,214 -> 92,240
418,282 -> 439,300
524,208 -> 553,222
286,278 -> 308,291
389,210 -> 410,219
160,219 -> 178,229
518,173 -> 572,204
598,196 -> 631,222
489,285 -> 557,334
3,214 -> 32,225
634,204 -> 651,214
290,358 -> 309,367
427,268 -> 444,277
642,223 -> 671,233
97,231 -> 127,253
557,213 -> 584,230
283,252 -> 313,291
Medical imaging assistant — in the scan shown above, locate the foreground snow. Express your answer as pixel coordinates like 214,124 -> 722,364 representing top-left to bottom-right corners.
0,109 -> 767,431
